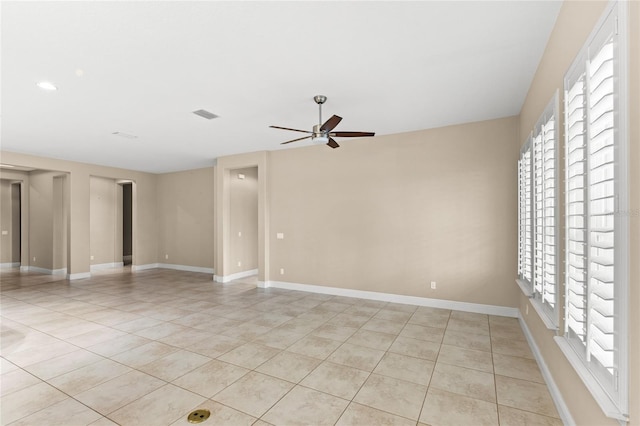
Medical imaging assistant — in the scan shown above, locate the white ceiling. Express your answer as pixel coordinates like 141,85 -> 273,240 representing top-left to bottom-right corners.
1,1 -> 562,174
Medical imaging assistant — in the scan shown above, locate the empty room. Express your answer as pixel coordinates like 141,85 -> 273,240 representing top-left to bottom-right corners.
0,1 -> 638,425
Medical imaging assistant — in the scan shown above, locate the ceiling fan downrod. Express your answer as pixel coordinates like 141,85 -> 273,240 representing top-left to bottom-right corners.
314,95 -> 327,127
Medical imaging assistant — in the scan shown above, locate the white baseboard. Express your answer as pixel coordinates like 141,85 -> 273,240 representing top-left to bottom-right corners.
518,313 -> 574,425
214,269 -> 258,283
131,263 -> 160,272
20,266 -> 67,275
68,272 -> 91,280
22,266 -> 55,274
0,262 -> 20,269
90,262 -> 124,271
158,263 -> 214,274
263,280 -> 519,317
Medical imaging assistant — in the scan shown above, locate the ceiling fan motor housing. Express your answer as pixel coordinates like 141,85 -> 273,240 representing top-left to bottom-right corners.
312,124 -> 329,144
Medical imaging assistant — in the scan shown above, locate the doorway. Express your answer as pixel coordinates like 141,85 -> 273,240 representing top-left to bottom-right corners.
11,182 -> 21,267
228,166 -> 259,280
215,151 -> 268,284
122,182 -> 133,266
90,177 -> 134,272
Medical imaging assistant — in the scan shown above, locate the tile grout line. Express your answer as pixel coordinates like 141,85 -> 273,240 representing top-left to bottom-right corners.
489,316 -> 502,426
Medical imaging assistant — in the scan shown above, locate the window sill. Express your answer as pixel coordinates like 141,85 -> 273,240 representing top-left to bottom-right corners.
515,278 -> 533,297
530,299 -> 558,331
554,336 -> 628,422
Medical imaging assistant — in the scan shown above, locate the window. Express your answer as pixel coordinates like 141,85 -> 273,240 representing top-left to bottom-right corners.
516,137 -> 533,296
556,1 -> 629,420
532,95 -> 559,326
517,94 -> 559,328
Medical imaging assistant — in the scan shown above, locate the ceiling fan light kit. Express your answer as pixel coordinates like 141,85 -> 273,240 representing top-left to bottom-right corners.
270,95 -> 375,149
311,133 -> 329,145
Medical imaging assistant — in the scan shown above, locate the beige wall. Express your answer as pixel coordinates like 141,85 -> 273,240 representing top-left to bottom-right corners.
228,166 -> 259,274
29,171 -> 57,270
90,176 -> 117,266
52,175 -> 68,270
156,167 -> 215,269
27,171 -> 68,271
268,116 -> 520,307
518,1 -> 639,424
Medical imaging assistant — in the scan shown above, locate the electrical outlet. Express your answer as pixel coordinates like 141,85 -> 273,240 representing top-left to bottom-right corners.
165,254 -> 169,260
90,255 -> 94,260
277,233 -> 284,240
430,281 -> 437,290
280,268 -> 284,275
237,261 -> 242,267
238,231 -> 242,237
33,256 -> 36,262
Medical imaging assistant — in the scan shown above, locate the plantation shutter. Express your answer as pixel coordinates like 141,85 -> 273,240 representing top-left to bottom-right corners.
523,147 -> 533,284
517,158 -> 524,277
586,27 -> 616,374
531,97 -> 558,316
541,114 -> 557,310
565,64 -> 588,345
518,159 -> 524,277
518,140 -> 533,287
533,132 -> 544,296
564,10 -> 619,382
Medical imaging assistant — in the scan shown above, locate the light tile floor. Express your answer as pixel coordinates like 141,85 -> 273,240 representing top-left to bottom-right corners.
0,268 -> 563,425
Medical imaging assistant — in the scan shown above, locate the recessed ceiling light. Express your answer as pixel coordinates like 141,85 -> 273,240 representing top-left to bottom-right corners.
112,132 -> 138,139
36,81 -> 58,91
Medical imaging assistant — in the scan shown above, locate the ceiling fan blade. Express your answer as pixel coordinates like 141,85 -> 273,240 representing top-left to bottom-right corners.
330,131 -> 375,137
280,135 -> 312,145
270,125 -> 312,134
327,138 -> 340,149
320,115 -> 342,132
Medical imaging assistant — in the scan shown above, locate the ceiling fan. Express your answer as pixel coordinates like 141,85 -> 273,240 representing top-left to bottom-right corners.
270,95 -> 375,149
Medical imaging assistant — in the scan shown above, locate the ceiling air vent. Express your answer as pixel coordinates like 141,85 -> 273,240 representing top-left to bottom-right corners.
112,132 -> 137,139
193,109 -> 218,120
